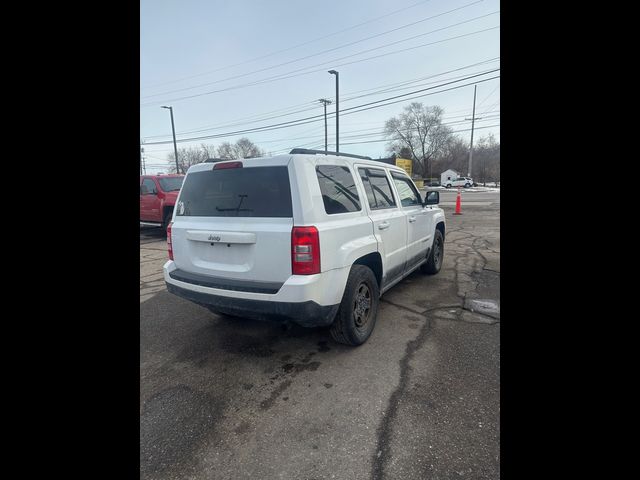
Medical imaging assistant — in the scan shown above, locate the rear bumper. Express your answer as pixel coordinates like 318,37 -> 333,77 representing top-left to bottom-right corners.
163,260 -> 349,327
166,282 -> 339,327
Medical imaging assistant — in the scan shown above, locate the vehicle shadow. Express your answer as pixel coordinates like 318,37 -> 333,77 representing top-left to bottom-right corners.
140,290 -> 343,478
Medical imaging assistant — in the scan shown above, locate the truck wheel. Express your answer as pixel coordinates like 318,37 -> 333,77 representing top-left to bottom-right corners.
421,230 -> 444,275
329,265 -> 380,346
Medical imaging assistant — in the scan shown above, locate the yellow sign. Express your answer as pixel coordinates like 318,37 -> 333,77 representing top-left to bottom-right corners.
395,158 -> 412,177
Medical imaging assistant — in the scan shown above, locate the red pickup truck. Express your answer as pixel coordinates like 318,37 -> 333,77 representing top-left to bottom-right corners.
140,174 -> 184,233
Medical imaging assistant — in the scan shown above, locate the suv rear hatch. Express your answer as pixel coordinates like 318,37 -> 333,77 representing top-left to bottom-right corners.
170,161 -> 293,292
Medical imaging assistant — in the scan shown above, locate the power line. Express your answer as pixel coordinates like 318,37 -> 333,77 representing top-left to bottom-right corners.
141,0 -> 436,90
144,62 -> 500,140
480,98 -> 500,115
223,114 -> 501,148
145,57 -> 500,139
476,83 -> 500,108
142,3 -> 490,100
340,124 -> 500,145
143,71 -> 499,145
141,25 -> 500,107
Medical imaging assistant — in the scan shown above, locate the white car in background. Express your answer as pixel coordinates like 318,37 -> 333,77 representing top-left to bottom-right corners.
444,176 -> 474,188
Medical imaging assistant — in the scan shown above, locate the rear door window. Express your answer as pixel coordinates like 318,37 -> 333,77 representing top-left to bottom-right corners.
358,167 -> 396,209
176,166 -> 292,217
315,165 -> 361,214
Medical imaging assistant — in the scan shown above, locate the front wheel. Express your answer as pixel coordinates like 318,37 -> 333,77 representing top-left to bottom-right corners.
329,265 -> 380,346
446,184 -> 452,188
421,229 -> 444,275
464,183 -> 471,188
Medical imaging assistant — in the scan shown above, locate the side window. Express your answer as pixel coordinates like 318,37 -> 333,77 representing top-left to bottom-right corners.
391,172 -> 421,207
358,167 -> 396,209
315,165 -> 361,214
142,178 -> 156,194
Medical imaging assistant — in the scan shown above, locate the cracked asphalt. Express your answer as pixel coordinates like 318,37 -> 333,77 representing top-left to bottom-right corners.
140,189 -> 500,480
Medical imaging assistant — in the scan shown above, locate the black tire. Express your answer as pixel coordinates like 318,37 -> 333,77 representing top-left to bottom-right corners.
421,229 -> 444,275
329,265 -> 380,346
464,183 -> 471,188
446,184 -> 452,188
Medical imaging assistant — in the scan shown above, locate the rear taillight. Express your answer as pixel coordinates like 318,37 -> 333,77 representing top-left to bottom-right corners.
167,222 -> 174,260
291,226 -> 320,275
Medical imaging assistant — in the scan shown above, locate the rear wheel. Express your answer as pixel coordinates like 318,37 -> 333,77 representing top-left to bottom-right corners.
421,229 -> 444,275
329,265 -> 380,346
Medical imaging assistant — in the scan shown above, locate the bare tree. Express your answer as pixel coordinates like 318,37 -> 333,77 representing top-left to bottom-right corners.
431,134 -> 500,183
216,142 -> 236,160
216,137 -> 265,159
200,143 -> 217,159
167,145 -> 211,173
398,147 -> 413,160
384,102 -> 453,178
433,136 -> 468,176
235,137 -> 265,159
470,134 -> 500,183
166,138 -> 266,172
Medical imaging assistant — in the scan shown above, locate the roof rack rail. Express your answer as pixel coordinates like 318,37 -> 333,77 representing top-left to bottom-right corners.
204,158 -> 229,163
289,148 -> 372,160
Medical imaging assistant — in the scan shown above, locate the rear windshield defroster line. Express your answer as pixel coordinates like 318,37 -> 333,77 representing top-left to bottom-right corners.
176,166 -> 293,217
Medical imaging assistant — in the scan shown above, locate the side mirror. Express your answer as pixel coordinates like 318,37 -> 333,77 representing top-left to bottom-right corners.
140,185 -> 149,195
423,190 -> 439,206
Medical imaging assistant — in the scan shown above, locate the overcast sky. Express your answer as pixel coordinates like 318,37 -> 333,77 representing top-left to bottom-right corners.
140,0 -> 499,173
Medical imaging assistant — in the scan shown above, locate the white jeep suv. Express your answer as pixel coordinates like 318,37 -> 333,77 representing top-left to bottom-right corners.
164,149 -> 446,346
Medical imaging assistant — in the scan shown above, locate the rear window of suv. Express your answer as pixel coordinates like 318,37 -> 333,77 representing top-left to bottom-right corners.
176,166 -> 292,217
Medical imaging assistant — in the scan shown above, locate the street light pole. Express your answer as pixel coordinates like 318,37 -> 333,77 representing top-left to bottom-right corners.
466,85 -> 477,178
328,70 -> 339,153
161,105 -> 180,174
319,98 -> 332,153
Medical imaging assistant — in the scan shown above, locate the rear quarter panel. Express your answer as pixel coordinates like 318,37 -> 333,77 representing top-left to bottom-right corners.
288,156 -> 378,273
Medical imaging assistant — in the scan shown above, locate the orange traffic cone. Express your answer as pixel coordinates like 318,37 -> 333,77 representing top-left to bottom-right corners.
453,188 -> 462,215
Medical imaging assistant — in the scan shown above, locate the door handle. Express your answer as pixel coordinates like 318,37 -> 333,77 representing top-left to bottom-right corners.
408,216 -> 417,223
378,222 -> 390,230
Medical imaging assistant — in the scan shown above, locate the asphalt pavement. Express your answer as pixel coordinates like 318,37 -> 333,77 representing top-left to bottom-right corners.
140,190 -> 500,480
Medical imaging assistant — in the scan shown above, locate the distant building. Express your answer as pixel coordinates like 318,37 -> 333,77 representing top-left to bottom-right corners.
440,169 -> 459,185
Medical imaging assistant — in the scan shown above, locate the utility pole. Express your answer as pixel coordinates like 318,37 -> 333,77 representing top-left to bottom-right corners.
140,141 -> 143,175
161,105 -> 180,174
318,99 -> 332,153
328,70 -> 339,153
465,85 -> 482,178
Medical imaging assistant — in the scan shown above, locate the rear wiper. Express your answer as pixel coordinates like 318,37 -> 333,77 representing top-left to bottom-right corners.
215,194 -> 253,214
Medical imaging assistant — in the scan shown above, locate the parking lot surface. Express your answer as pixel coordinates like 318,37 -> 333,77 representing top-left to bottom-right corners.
140,190 -> 500,480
